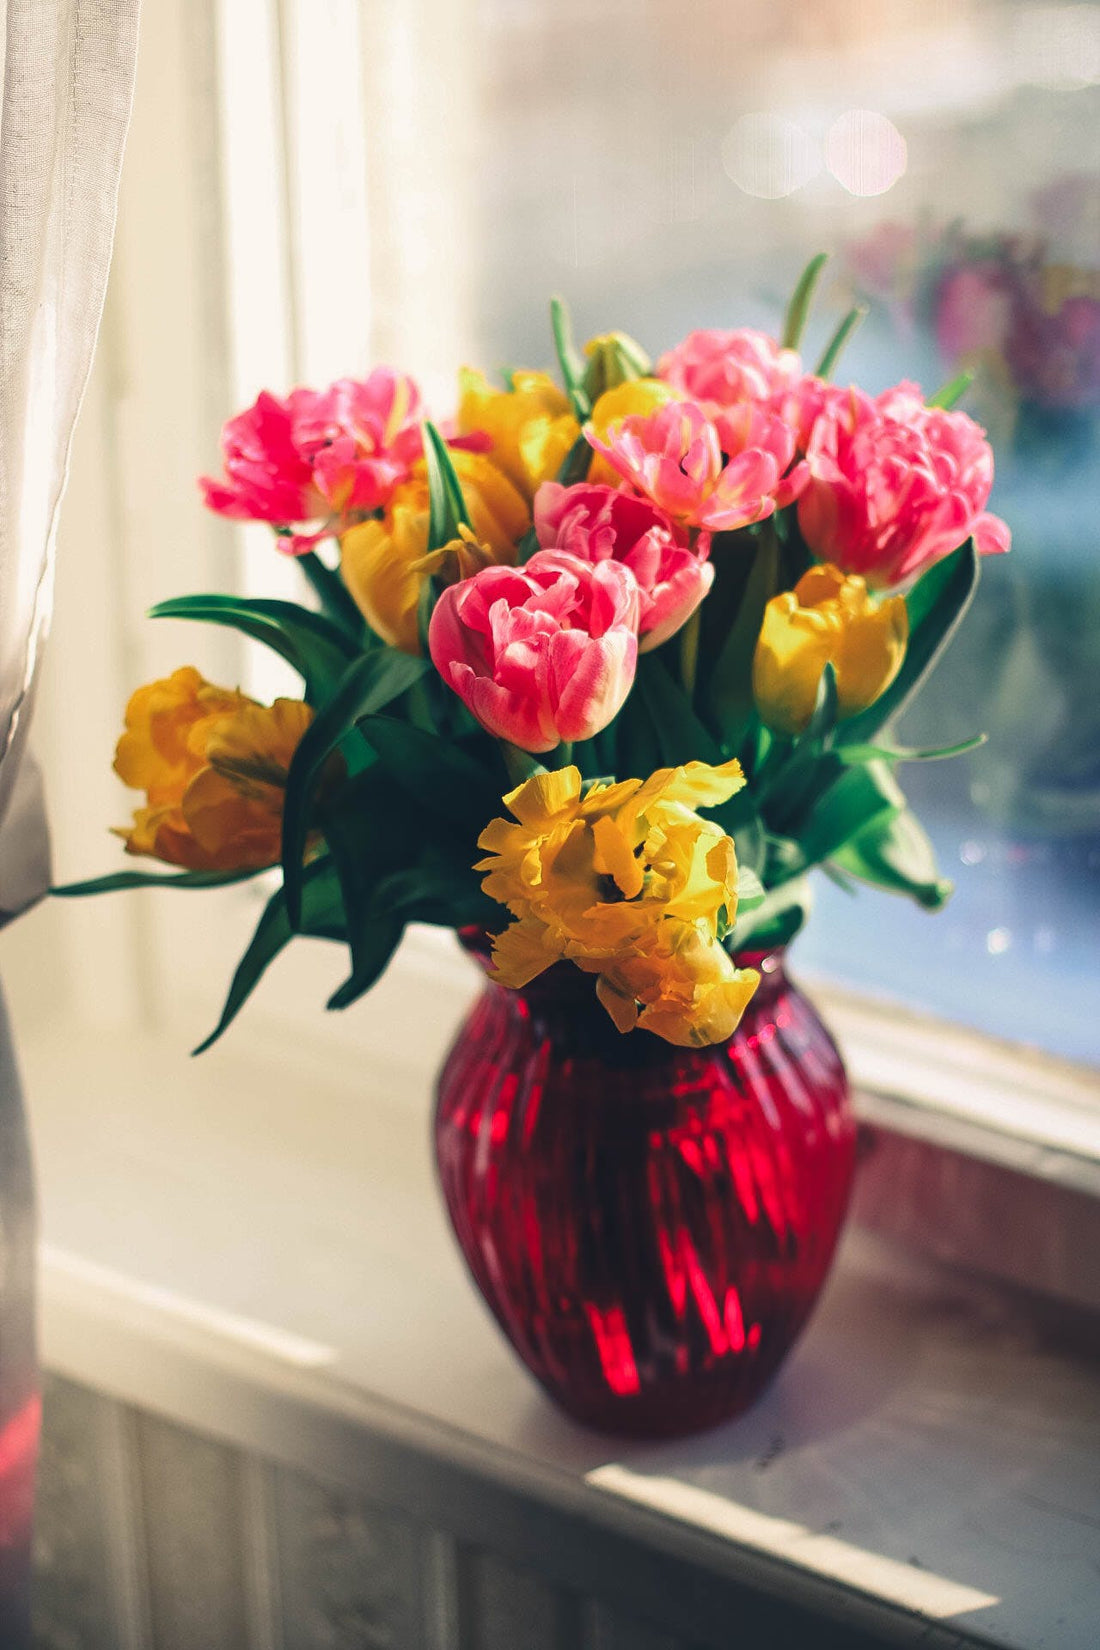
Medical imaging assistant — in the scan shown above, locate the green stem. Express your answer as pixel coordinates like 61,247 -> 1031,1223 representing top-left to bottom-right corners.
679,608 -> 702,701
927,369 -> 975,410
782,253 -> 829,350
814,305 -> 868,380
501,741 -> 543,788
556,741 -> 574,770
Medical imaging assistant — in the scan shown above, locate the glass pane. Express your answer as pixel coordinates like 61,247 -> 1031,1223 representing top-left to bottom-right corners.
386,0 -> 1097,1064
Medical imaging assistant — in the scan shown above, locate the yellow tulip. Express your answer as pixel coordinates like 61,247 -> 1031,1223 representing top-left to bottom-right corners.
588,377 -> 679,431
113,667 -> 312,870
586,377 -> 680,486
340,450 -> 529,653
585,925 -> 761,1048
475,760 -> 759,1046
456,368 -> 579,500
753,563 -> 908,736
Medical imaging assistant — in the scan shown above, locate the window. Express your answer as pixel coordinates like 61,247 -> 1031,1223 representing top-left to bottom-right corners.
6,0 -> 1098,1092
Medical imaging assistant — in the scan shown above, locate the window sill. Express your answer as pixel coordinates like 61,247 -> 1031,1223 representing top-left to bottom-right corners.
19,1003 -> 1100,1650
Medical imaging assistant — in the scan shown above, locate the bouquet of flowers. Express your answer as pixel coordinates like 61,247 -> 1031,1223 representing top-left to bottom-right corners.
58,256 -> 1009,1052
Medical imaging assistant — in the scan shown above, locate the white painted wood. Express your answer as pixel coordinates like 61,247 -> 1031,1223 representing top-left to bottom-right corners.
92,1399 -> 154,1650
812,977 -> 1100,1163
134,1409 -> 252,1650
275,0 -> 373,386
465,1549 -> 578,1650
420,1529 -> 464,1650
271,1465 -> 424,1649
583,1602 -> 684,1650
33,1378 -> 123,1650
240,1458 -> 286,1650
357,0 -> 482,408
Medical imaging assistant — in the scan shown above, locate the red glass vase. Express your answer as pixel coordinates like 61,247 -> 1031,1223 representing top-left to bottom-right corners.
434,935 -> 855,1438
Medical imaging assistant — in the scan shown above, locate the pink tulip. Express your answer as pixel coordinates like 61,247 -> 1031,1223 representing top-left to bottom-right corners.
200,390 -> 322,542
798,381 -> 1011,588
428,550 -> 640,753
586,399 -> 807,534
769,374 -> 845,453
200,369 -> 424,551
533,482 -> 714,651
657,328 -> 802,410
289,371 -> 424,511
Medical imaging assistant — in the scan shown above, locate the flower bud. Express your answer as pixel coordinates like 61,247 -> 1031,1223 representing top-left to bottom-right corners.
582,331 -> 653,401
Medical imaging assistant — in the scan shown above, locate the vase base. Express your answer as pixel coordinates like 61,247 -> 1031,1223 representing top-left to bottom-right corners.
525,1339 -> 799,1439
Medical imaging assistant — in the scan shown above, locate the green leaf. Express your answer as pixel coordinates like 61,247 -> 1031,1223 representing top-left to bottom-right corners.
193,858 -> 345,1054
735,865 -> 766,911
53,866 -> 264,897
839,540 -> 980,744
804,661 -> 839,745
821,861 -> 859,896
612,681 -> 664,783
705,526 -> 780,740
316,795 -> 410,1010
281,650 -> 431,928
423,421 -> 470,551
757,666 -> 839,826
557,432 -> 594,487
148,595 -> 359,704
516,525 -> 541,565
728,805 -> 766,876
927,369 -> 975,410
630,652 -> 725,768
796,761 -> 905,870
728,876 -> 813,953
327,916 -> 404,1010
832,806 -> 954,911
781,253 -> 829,350
696,528 -> 758,699
296,552 -> 368,642
550,296 -> 592,421
356,715 -> 506,838
835,732 -> 987,766
368,863 -> 500,930
814,305 -> 868,380
416,565 -> 448,657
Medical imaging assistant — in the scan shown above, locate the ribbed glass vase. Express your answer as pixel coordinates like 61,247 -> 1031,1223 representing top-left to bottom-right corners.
434,934 -> 855,1438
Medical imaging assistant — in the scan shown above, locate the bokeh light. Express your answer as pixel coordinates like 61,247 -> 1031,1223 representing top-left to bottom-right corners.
825,109 -> 908,196
722,113 -> 820,200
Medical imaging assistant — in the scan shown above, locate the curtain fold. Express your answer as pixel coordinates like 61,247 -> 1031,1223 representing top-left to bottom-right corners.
0,0 -> 141,923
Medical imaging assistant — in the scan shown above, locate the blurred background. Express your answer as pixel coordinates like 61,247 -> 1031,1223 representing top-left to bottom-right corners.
5,0 -> 1098,1064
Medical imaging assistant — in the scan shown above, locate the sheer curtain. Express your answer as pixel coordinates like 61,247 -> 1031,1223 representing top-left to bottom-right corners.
0,2 -> 138,1640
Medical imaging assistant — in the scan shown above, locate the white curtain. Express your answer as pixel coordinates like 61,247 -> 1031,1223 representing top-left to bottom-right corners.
0,0 -> 140,923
